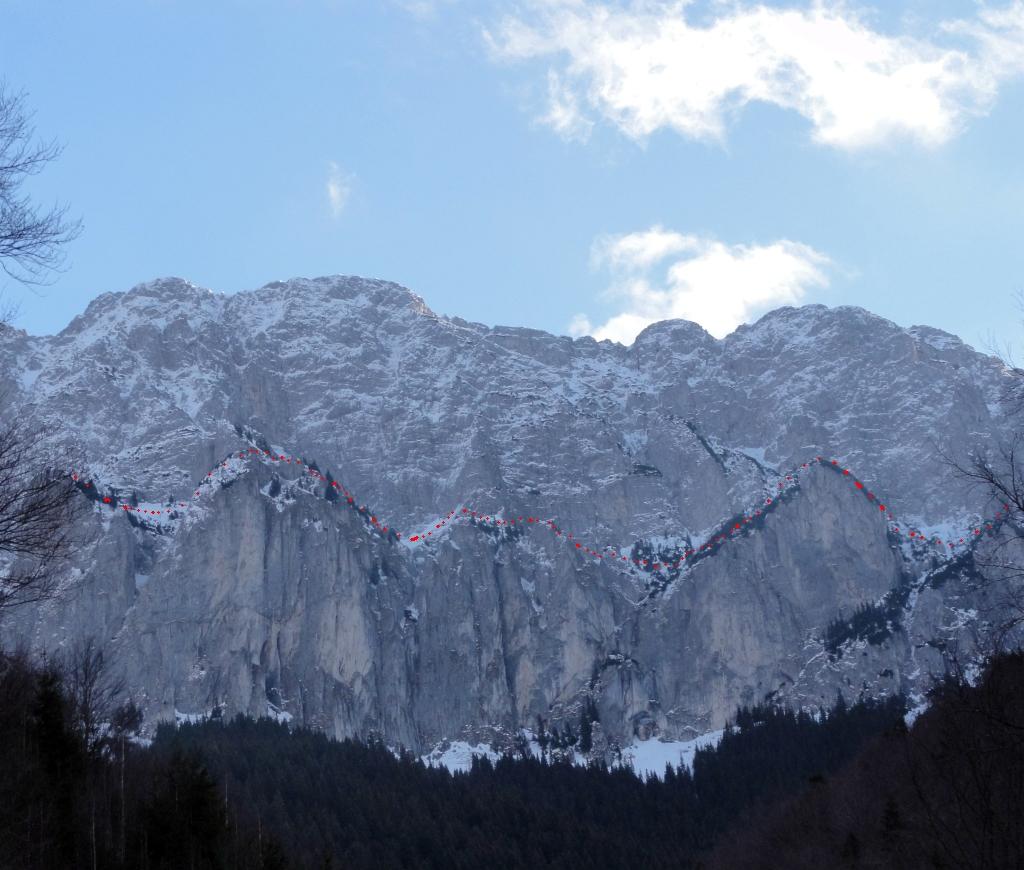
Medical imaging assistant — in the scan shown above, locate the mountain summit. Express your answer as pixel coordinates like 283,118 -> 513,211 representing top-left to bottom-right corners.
0,276 -> 1015,755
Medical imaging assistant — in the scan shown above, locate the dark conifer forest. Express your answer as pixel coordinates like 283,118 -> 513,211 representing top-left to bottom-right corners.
1,647 -> 1022,868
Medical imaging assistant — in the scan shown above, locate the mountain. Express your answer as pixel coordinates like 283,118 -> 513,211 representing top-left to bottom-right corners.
0,274 -> 1018,756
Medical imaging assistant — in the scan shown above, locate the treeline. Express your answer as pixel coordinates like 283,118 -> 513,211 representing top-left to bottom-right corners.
0,647 -> 287,870
0,639 -> 911,869
7,648 -> 1022,868
152,689 -> 904,869
705,650 -> 1024,868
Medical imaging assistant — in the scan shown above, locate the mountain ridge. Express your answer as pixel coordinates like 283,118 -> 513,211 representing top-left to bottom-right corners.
1,274 -> 1019,755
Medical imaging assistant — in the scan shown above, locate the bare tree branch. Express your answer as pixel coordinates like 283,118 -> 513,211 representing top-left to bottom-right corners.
0,83 -> 82,288
0,292 -> 18,327
0,418 -> 81,611
61,636 -> 133,756
940,349 -> 1024,643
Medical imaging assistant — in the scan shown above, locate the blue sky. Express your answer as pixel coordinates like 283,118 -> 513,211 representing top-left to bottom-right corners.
2,0 -> 1023,352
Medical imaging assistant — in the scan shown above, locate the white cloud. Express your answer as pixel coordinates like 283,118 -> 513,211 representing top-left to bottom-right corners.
543,70 -> 595,141
393,0 -> 460,20
570,227 -> 831,343
395,0 -> 439,19
326,162 -> 353,218
487,1 -> 1024,150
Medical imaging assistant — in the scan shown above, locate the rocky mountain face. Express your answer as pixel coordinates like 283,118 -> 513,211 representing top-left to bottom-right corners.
0,275 -> 1020,755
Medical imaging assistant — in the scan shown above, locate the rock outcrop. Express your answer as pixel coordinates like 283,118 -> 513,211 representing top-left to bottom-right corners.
0,275 -> 1017,753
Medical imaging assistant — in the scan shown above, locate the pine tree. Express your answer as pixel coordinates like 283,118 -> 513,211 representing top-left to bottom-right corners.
32,665 -> 83,864
536,715 -> 550,760
579,700 -> 597,754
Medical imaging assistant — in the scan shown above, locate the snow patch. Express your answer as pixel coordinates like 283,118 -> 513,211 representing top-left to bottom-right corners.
736,447 -> 774,469
621,730 -> 724,779
620,430 -> 648,455
267,703 -> 293,723
904,700 -> 929,727
421,740 -> 501,773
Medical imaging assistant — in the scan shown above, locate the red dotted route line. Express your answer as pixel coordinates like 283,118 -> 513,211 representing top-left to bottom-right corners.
71,448 -> 1008,577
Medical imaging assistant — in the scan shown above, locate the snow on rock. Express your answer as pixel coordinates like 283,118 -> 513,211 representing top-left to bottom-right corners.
621,730 -> 724,779
0,275 -> 1018,754
421,741 -> 501,774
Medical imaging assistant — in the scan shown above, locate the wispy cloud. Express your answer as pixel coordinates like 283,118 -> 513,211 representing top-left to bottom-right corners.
393,0 -> 459,21
486,1 -> 1024,150
326,162 -> 353,218
570,227 -> 831,343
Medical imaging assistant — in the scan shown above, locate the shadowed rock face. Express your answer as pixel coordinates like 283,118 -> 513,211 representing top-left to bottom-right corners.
0,275 -> 1017,752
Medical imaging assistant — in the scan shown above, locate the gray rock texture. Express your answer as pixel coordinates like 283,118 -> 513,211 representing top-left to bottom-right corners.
0,275 -> 1018,753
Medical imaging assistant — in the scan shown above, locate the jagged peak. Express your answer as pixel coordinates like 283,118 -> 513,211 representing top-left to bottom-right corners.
251,274 -> 434,316
633,318 -> 716,347
740,303 -> 896,332
906,323 -> 969,352
128,276 -> 214,299
58,276 -> 221,338
738,304 -> 984,360
722,303 -> 909,353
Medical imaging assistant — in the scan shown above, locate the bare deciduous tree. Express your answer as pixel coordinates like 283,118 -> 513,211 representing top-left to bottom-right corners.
0,419 -> 80,610
941,314 -> 1024,646
0,83 -> 81,287
0,84 -> 83,614
61,637 -> 141,757
942,438 -> 1024,647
